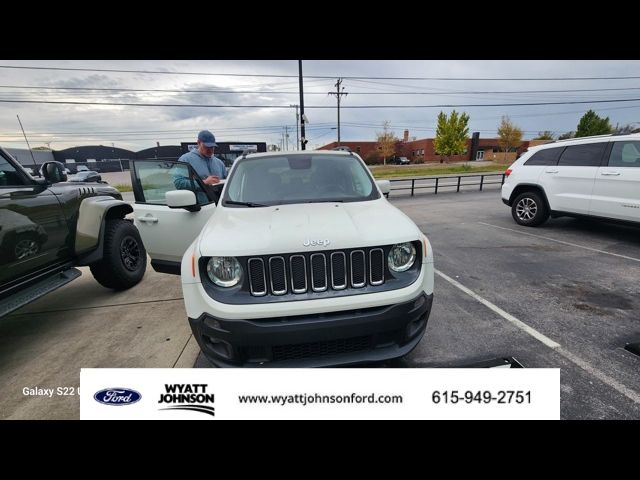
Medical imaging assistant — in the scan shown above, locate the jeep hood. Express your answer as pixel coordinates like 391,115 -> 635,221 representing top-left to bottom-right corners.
197,199 -> 421,256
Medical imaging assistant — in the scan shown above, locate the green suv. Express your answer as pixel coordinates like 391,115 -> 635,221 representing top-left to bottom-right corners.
0,148 -> 147,317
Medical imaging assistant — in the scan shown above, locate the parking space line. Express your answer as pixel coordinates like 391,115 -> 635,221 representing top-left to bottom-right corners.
435,269 -> 640,405
555,347 -> 640,404
435,269 -> 560,348
478,222 -> 640,263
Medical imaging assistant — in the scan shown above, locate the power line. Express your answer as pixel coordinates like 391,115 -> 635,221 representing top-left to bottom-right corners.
0,123 -> 335,137
0,84 -> 329,95
1,98 -> 640,108
4,84 -> 640,95
0,125 -> 335,140
2,64 -> 640,81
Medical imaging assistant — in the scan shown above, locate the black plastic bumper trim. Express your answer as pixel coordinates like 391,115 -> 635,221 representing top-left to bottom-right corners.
189,292 -> 433,367
151,259 -> 181,275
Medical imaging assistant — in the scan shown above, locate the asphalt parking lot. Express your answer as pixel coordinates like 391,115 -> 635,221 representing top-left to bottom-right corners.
1,186 -> 638,419
391,189 -> 640,419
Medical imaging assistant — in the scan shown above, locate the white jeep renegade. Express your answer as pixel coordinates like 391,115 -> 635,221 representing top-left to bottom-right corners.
131,151 -> 434,367
502,133 -> 640,227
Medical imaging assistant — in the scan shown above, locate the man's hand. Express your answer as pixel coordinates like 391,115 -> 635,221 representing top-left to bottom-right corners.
203,175 -> 220,185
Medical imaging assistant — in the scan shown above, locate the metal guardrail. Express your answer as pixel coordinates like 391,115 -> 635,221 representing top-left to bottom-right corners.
387,173 -> 506,197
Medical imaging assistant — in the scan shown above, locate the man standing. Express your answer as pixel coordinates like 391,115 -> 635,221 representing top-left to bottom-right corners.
175,130 -> 227,189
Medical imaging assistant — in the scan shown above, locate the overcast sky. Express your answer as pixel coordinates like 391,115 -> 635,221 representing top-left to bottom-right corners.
1,60 -> 639,152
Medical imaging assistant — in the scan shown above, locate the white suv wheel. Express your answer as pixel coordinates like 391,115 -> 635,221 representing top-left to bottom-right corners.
516,197 -> 537,221
511,191 -> 549,227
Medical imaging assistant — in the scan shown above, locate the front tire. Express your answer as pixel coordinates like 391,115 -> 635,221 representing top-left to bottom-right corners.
511,191 -> 549,227
90,219 -> 147,290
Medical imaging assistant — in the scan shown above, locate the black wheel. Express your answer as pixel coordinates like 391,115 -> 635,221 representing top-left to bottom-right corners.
511,191 -> 549,227
90,219 -> 147,290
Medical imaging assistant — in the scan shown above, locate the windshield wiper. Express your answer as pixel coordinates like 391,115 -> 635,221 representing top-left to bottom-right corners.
224,200 -> 268,207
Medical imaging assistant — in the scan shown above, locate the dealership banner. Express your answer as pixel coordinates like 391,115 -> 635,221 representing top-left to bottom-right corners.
80,368 -> 559,420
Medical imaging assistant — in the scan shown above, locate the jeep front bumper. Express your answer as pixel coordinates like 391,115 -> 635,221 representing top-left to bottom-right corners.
189,292 -> 433,367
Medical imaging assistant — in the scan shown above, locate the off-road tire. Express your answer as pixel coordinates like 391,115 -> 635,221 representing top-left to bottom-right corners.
90,219 -> 146,290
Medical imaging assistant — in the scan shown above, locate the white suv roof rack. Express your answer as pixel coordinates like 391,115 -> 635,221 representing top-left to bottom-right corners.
552,133 -> 613,143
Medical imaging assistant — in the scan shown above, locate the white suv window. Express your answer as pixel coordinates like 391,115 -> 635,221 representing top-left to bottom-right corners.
608,141 -> 640,168
134,161 -> 211,205
557,142 -> 606,167
524,147 -> 564,166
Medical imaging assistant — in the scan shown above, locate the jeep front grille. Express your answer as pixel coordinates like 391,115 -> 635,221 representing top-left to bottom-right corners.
246,247 -> 386,296
247,258 -> 267,296
271,335 -> 373,362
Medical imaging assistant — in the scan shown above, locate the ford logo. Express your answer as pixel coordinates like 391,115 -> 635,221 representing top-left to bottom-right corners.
94,388 -> 142,406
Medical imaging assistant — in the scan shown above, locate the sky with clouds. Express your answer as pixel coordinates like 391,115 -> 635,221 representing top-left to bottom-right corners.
0,59 -> 639,152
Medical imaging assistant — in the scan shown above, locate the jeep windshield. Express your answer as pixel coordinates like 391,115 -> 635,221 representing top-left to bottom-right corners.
222,154 -> 380,207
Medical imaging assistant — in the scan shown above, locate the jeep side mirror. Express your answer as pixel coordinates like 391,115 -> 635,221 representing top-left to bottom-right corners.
166,190 -> 200,212
41,161 -> 68,184
376,179 -> 391,196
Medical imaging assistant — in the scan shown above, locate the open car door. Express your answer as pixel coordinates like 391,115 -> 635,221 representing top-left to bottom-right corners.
130,160 -> 220,274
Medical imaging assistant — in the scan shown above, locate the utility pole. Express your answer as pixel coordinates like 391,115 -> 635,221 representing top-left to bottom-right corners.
298,60 -> 307,150
328,78 -> 348,147
284,125 -> 289,150
290,104 -> 299,149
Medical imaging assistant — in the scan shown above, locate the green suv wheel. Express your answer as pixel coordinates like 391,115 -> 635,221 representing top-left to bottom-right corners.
90,219 -> 147,290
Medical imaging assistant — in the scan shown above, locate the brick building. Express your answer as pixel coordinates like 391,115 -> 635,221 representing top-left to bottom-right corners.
319,130 -> 543,164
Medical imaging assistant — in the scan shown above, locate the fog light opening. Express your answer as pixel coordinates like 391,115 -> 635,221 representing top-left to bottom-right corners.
206,336 -> 233,360
407,316 -> 426,339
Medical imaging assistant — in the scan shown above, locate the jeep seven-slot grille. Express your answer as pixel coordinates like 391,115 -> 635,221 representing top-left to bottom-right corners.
247,248 -> 386,296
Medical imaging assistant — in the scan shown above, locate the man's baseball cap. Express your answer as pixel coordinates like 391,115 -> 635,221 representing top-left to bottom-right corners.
197,130 -> 218,147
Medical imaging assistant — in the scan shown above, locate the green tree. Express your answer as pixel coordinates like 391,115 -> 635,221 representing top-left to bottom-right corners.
558,131 -> 575,140
575,110 -> 612,137
497,115 -> 523,162
375,120 -> 398,165
534,130 -> 555,140
433,110 -> 470,163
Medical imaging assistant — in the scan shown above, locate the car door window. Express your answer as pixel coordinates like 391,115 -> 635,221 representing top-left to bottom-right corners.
0,157 -> 25,186
133,161 -> 212,205
607,141 -> 640,168
558,143 -> 607,167
524,147 -> 564,166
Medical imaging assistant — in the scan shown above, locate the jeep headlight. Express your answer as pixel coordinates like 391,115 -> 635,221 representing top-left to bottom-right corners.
206,256 -> 242,287
388,242 -> 416,272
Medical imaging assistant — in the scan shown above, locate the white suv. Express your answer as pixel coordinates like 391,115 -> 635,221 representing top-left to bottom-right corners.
130,151 -> 434,367
502,133 -> 640,227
